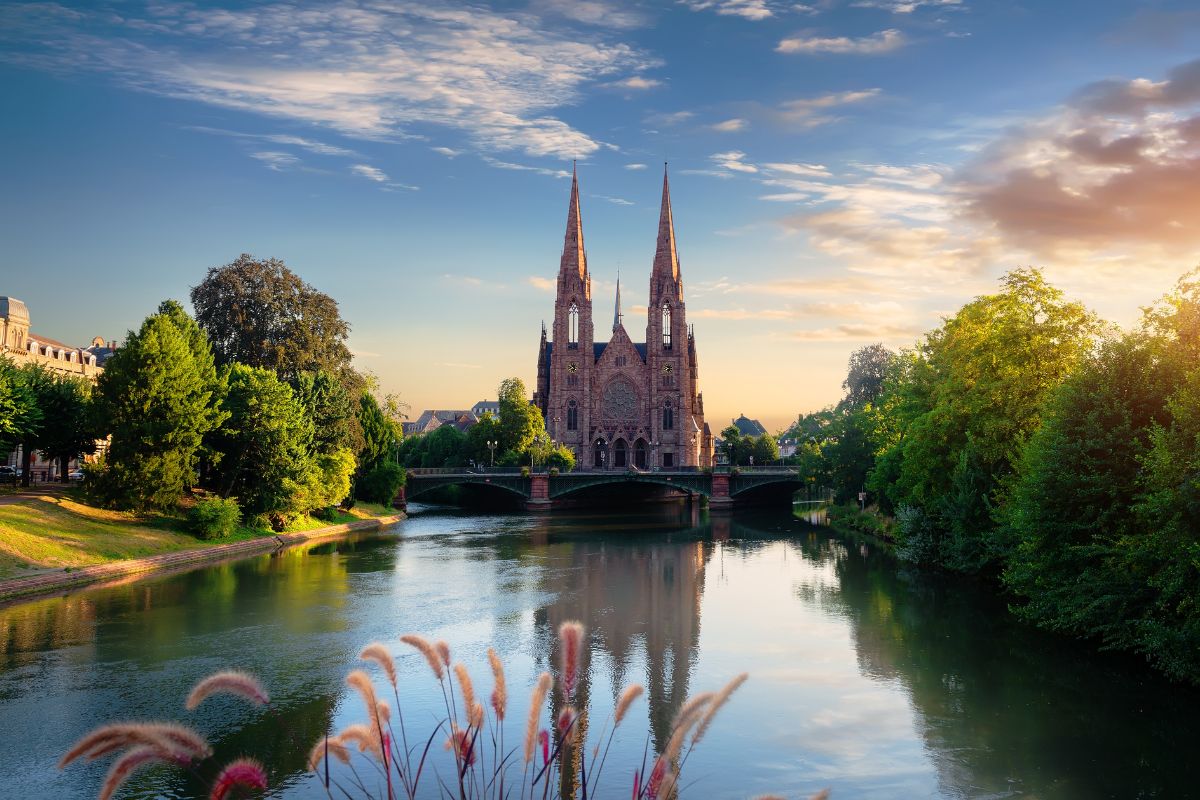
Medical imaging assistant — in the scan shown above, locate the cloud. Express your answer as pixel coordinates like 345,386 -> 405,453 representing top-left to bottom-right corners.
607,76 -> 662,90
432,146 -> 461,157
711,150 -> 758,173
680,0 -> 775,21
250,151 -> 301,170
482,156 -> 572,179
789,322 -> 924,341
528,276 -> 556,291
593,194 -> 635,205
773,88 -> 881,126
763,162 -> 831,177
851,0 -> 963,13
534,0 -> 648,29
186,126 -> 359,156
777,28 -> 906,54
351,164 -> 389,182
625,163 -> 648,170
1,1 -> 653,160
645,110 -> 696,126
712,117 -> 749,132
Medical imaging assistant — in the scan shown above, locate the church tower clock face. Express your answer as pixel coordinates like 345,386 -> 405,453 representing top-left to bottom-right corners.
603,378 -> 638,420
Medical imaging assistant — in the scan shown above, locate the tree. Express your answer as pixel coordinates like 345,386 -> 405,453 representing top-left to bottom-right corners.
464,412 -> 502,466
293,370 -> 361,455
840,343 -> 895,410
206,364 -> 315,519
357,391 -> 400,472
96,309 -> 225,509
420,425 -> 467,468
35,375 -> 97,482
751,433 -> 779,465
497,378 -> 542,460
190,254 -> 354,381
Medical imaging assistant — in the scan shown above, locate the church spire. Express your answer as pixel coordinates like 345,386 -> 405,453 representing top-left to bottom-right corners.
560,161 -> 587,281
613,271 -> 623,331
652,162 -> 680,285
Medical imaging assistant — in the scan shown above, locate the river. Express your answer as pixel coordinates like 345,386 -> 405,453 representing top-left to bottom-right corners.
1,504 -> 1197,799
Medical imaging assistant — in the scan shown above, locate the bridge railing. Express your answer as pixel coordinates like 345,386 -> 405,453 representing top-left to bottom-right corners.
407,467 -> 526,476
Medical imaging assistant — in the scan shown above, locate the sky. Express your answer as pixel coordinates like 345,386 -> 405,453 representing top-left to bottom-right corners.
3,1 -> 1200,433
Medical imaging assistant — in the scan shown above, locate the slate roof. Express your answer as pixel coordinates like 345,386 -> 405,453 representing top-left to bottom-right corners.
732,414 -> 767,437
544,341 -> 648,365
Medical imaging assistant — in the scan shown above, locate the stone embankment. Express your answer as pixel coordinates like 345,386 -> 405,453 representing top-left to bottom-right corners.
0,513 -> 405,604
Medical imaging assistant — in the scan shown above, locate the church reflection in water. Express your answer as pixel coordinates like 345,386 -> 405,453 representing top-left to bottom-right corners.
521,504 -> 714,795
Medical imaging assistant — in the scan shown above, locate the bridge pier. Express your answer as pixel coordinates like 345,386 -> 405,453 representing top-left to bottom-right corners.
709,472 -> 733,512
526,474 -> 553,512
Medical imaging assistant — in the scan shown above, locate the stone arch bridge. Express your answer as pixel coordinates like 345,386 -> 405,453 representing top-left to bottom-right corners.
402,467 -> 808,511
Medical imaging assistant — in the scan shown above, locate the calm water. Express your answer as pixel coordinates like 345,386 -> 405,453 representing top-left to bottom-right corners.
1,504 -> 1198,799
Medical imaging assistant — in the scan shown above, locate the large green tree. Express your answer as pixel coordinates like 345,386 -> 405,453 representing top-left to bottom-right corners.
190,254 -> 354,382
293,370 -> 361,455
97,308 -> 224,509
496,377 -> 543,461
35,374 -> 98,482
0,359 -> 42,483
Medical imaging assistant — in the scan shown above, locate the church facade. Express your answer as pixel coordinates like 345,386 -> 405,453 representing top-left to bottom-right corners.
533,167 -> 714,469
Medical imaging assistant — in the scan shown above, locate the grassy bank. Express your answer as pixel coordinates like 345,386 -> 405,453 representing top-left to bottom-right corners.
827,503 -> 896,542
0,491 -> 396,580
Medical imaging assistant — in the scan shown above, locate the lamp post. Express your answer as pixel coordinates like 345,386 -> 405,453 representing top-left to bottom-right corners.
486,440 -> 497,468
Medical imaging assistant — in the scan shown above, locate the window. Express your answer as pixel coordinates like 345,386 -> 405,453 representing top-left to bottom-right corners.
566,374 -> 578,387
663,400 -> 674,430
567,400 -> 578,431
663,451 -> 674,468
661,374 -> 673,388
615,355 -> 626,367
662,304 -> 672,349
568,303 -> 579,348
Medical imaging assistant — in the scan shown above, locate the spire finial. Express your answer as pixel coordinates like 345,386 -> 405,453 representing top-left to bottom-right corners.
652,161 -> 680,285
560,163 -> 587,282
613,271 -> 623,331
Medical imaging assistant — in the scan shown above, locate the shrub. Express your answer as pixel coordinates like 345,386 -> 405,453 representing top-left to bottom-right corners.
187,496 -> 241,540
355,462 -> 405,505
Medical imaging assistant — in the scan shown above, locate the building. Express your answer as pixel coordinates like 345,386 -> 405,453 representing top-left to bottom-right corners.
471,400 -> 500,419
0,297 -> 116,379
533,166 -> 713,469
1,296 -> 116,479
730,414 -> 767,438
402,409 -> 480,437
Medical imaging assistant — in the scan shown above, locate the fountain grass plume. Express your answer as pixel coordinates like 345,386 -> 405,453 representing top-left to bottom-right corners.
346,670 -> 381,724
209,757 -> 268,800
445,724 -> 478,766
400,634 -> 444,680
692,673 -> 748,746
360,642 -> 398,688
614,684 -> 644,727
185,671 -> 268,711
436,640 -> 452,668
307,736 -> 351,770
524,671 -> 553,764
556,706 -> 579,749
60,722 -> 210,768
337,723 -> 384,761
558,621 -> 584,698
454,663 -> 478,727
488,647 -> 507,721
98,746 -> 171,800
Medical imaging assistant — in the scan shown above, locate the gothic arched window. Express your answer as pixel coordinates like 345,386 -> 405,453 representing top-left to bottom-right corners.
662,304 -> 672,349
663,399 -> 674,430
568,303 -> 580,348
567,399 -> 578,431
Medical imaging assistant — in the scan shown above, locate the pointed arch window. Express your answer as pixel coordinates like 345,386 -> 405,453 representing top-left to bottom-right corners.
568,303 -> 580,348
662,304 -> 672,350
663,399 -> 674,430
567,399 -> 578,431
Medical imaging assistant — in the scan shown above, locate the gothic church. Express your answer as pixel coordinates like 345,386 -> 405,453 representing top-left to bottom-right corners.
534,167 -> 714,469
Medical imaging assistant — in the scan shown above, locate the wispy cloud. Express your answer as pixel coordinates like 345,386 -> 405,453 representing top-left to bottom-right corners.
645,110 -> 696,126
712,117 -> 749,132
607,76 -> 663,90
482,156 -> 572,179
594,194 -> 635,205
680,0 -> 775,21
351,164 -> 389,183
534,0 -> 648,29
250,151 -> 301,171
2,1 -> 653,160
625,163 -> 648,170
851,0 -> 964,13
186,126 -> 359,157
777,28 -> 906,54
528,276 -> 556,292
432,146 -> 461,158
711,150 -> 758,173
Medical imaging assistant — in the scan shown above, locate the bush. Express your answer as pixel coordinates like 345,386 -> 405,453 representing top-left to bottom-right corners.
894,504 -> 943,565
188,496 -> 241,540
355,462 -> 405,506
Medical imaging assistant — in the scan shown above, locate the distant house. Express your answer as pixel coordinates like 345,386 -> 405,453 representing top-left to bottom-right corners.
730,414 -> 767,437
404,409 -> 480,436
778,437 -> 799,458
471,400 -> 500,419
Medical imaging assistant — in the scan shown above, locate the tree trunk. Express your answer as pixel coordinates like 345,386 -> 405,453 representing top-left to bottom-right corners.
19,442 -> 32,487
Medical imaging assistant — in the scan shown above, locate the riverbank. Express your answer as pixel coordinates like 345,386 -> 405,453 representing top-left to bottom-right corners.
0,490 -> 404,602
826,503 -> 895,542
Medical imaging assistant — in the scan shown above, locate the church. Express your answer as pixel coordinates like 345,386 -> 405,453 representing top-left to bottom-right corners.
534,167 -> 714,469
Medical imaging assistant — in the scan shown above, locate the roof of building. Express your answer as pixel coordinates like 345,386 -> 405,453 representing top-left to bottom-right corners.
0,297 -> 29,324
732,414 -> 767,437
544,341 -> 648,364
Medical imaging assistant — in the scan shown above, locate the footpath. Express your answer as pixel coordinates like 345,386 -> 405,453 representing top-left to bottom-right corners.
0,512 -> 406,604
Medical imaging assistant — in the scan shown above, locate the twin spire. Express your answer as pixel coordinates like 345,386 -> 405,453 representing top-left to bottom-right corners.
560,163 -> 680,323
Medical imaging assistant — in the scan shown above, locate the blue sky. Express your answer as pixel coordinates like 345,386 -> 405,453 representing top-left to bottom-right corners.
3,1 -> 1200,431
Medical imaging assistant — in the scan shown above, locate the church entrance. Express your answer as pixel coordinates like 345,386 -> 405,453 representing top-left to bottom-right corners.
613,439 -> 628,468
634,438 -> 647,470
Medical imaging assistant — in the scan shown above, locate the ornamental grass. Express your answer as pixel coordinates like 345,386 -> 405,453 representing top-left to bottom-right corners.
61,620 -> 830,799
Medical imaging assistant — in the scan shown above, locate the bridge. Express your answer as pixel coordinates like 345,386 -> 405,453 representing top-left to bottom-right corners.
402,466 -> 809,511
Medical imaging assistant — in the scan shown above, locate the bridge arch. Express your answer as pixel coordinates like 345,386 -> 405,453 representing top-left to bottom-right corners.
405,476 -> 529,502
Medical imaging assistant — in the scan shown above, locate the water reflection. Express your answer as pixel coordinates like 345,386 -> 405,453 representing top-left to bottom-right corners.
0,507 -> 1198,799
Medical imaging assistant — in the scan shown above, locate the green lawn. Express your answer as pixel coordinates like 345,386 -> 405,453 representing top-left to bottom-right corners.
0,492 -> 400,580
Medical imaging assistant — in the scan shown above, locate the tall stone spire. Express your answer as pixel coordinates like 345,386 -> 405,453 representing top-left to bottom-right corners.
652,163 -> 680,285
613,272 -> 622,331
560,161 -> 587,281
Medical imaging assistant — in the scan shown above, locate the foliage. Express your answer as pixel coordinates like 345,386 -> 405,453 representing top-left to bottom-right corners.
0,357 -> 41,456
95,308 -> 226,510
188,496 -> 242,540
356,462 -> 405,505
750,433 -> 780,465
32,373 -> 98,480
546,444 -> 576,472
840,342 -> 895,410
497,377 -> 543,460
293,370 -> 363,455
357,390 -> 400,471
190,254 -> 354,381
205,364 -> 315,519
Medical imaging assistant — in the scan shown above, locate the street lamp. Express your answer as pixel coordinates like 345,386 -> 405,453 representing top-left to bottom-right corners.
486,440 -> 497,468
